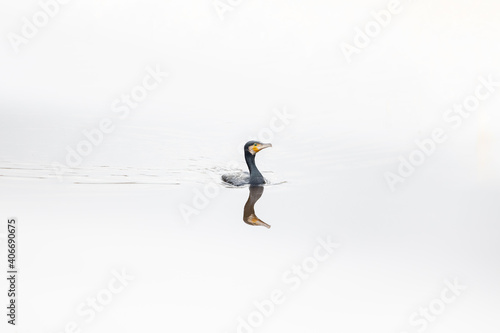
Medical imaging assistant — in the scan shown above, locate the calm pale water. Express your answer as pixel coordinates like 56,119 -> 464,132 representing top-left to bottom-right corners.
1,109 -> 499,332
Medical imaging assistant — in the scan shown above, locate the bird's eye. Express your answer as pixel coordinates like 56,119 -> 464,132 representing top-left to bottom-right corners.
254,143 -> 257,146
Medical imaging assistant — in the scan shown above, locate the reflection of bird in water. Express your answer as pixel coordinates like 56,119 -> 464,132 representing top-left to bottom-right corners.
243,185 -> 270,228
222,141 -> 272,186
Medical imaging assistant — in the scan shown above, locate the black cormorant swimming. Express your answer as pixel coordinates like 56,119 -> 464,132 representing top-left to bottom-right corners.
222,141 -> 272,186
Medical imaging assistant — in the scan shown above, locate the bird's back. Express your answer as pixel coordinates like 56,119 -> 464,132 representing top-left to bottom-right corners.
221,172 -> 250,186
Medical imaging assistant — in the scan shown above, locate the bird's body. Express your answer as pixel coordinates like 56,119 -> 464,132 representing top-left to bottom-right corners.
222,141 -> 272,186
221,171 -> 250,187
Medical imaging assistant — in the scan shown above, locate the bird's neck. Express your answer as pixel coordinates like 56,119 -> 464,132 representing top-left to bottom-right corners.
245,152 -> 264,182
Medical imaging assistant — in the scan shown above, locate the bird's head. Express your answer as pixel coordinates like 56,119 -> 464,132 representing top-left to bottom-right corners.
244,141 -> 272,156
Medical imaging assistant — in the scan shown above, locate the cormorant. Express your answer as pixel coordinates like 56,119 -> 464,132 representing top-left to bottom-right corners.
222,141 -> 272,186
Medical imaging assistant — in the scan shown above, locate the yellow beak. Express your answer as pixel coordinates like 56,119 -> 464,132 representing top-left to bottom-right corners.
254,143 -> 272,152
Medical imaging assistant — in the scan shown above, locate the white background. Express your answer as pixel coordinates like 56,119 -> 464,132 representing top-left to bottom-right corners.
1,0 -> 500,332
